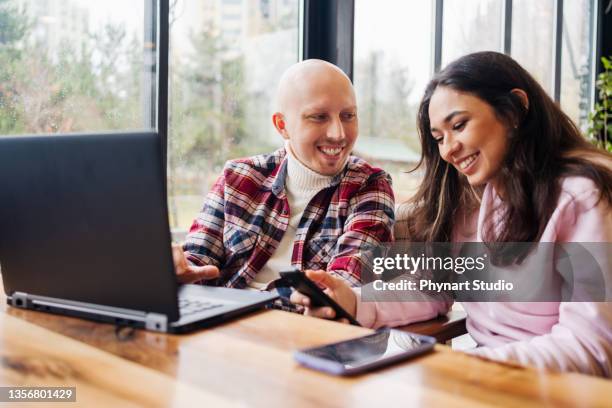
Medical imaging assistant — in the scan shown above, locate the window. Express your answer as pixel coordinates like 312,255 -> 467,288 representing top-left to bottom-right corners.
511,0 -> 555,95
166,0 -> 300,232
441,0 -> 503,66
354,0 -> 597,203
0,0 -> 154,135
0,0 -> 603,225
511,0 -> 597,129
560,0 -> 596,129
353,0 -> 433,203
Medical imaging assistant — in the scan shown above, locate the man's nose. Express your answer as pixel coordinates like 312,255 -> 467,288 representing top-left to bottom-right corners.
326,117 -> 346,141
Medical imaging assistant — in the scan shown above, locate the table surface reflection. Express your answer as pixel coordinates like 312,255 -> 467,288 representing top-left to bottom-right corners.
0,277 -> 610,407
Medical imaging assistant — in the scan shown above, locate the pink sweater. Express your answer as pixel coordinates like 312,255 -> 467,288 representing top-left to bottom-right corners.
355,176 -> 612,376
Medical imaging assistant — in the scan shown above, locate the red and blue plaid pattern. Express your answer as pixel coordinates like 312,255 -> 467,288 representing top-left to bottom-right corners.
183,148 -> 395,289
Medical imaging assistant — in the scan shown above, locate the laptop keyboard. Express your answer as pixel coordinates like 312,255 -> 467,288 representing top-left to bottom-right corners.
178,298 -> 224,317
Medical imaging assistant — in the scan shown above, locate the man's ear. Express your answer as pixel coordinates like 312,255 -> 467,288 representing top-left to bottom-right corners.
510,88 -> 529,111
272,113 -> 288,139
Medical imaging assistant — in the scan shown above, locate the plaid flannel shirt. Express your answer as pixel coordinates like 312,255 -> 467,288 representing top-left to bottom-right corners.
183,147 -> 395,289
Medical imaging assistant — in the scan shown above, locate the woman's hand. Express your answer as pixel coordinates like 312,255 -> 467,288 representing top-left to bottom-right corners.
289,270 -> 358,324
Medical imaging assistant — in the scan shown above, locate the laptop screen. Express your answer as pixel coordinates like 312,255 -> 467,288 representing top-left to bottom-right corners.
0,132 -> 180,321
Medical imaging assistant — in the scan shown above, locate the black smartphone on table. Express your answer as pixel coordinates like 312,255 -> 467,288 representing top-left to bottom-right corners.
279,267 -> 361,326
294,328 -> 436,376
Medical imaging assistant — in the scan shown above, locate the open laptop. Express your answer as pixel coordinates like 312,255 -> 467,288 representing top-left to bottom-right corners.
0,131 -> 277,333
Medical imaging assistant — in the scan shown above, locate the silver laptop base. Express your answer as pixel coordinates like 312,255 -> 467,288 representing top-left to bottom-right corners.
9,292 -> 169,332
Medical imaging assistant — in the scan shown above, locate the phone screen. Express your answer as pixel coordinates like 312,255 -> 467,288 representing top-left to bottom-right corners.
300,329 -> 433,369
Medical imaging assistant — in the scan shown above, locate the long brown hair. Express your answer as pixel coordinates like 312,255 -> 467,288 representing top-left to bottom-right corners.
403,52 -> 612,262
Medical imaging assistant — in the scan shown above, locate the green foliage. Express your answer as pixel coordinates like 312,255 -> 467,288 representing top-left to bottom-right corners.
0,0 -> 29,133
168,26 -> 254,175
0,0 -> 144,135
0,0 -> 28,48
587,56 -> 612,152
166,24 -> 275,225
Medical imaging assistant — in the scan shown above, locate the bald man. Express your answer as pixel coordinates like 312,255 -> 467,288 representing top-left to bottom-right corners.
174,59 -> 395,296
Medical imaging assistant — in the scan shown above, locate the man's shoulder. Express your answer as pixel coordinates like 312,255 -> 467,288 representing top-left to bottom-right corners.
223,148 -> 286,177
344,154 -> 390,182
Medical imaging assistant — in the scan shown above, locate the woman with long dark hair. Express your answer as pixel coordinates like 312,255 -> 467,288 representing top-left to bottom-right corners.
291,51 -> 612,376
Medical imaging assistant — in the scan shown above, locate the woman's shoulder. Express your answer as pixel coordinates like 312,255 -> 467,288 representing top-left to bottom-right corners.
557,176 -> 602,209
551,176 -> 611,242
558,149 -> 612,202
559,175 -> 598,193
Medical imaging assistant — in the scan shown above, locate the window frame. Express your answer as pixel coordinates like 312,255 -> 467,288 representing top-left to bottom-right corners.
302,0 -> 355,78
155,0 -> 169,191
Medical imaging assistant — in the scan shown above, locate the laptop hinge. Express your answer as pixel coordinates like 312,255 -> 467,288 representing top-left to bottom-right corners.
11,292 -> 32,308
145,313 -> 168,332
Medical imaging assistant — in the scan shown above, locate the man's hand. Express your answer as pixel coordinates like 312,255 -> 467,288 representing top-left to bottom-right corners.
289,269 -> 357,324
172,244 -> 220,284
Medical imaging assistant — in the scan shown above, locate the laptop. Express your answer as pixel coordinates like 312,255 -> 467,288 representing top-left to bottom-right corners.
0,131 -> 277,333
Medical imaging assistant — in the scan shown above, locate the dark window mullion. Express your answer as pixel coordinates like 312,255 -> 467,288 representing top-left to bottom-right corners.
303,0 -> 355,79
157,0 -> 169,188
336,0 -> 355,79
552,0 -> 564,101
433,0 -> 444,73
503,0 -> 513,54
145,1 -> 157,129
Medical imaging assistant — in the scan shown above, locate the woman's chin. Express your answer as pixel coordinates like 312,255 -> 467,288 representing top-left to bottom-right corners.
465,174 -> 487,186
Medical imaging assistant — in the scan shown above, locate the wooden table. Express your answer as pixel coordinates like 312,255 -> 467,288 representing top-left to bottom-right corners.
1,282 -> 610,407
401,309 -> 467,343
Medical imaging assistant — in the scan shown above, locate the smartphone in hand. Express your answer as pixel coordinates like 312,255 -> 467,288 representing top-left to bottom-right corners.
279,267 -> 361,326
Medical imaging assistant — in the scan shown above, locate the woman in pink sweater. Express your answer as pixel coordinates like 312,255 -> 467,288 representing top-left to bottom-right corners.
290,51 -> 612,377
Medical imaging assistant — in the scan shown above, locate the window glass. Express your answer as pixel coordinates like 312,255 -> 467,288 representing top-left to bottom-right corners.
0,0 -> 153,135
511,0 -> 554,95
560,0 -> 595,129
441,0 -> 503,66
353,0 -> 433,203
167,0 -> 300,231
354,0 -> 596,205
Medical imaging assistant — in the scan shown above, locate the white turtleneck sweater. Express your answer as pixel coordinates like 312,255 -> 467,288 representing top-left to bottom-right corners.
249,145 -> 334,289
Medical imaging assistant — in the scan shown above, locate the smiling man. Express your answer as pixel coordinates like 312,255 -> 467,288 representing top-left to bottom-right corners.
174,59 -> 394,295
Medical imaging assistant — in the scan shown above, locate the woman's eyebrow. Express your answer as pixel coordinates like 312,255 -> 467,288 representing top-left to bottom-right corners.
430,110 -> 467,132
